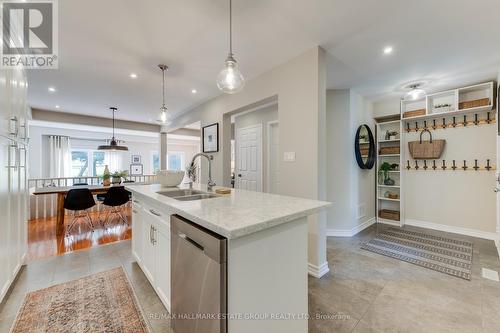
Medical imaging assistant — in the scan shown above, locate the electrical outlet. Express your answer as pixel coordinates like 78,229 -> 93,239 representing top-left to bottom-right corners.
284,152 -> 296,162
357,203 -> 366,219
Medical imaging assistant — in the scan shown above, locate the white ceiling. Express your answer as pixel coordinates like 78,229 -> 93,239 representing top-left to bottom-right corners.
27,0 -> 500,123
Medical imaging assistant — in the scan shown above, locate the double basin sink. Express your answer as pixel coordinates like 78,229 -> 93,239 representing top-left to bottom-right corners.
156,189 -> 219,201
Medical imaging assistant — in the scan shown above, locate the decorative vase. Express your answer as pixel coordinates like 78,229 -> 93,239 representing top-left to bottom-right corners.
378,171 -> 384,185
384,178 -> 395,186
103,178 -> 110,186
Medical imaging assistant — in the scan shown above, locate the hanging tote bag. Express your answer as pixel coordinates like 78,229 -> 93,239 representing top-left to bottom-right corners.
408,129 -> 445,159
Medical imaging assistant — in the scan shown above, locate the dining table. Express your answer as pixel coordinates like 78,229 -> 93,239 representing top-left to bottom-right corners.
32,184 -> 126,237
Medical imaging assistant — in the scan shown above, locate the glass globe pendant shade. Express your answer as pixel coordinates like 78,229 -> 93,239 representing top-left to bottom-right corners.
217,55 -> 245,94
158,106 -> 170,125
406,87 -> 426,101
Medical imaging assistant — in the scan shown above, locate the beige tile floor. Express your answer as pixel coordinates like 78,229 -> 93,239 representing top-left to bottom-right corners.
0,224 -> 499,333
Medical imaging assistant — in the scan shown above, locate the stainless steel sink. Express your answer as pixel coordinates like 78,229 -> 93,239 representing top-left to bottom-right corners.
156,189 -> 219,201
175,193 -> 219,201
157,189 -> 205,198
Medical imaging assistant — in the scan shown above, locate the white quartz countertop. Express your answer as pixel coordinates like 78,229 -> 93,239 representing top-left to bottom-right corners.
125,183 -> 330,239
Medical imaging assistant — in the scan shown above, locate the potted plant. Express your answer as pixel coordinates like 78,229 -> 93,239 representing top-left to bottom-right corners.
102,165 -> 111,186
111,170 -> 128,185
379,162 -> 395,185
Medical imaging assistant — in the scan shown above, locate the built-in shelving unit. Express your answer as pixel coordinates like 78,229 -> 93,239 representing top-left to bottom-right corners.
402,81 -> 495,121
376,119 -> 403,226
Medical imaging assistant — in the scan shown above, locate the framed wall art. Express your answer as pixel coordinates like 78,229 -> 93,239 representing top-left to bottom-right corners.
202,123 -> 219,153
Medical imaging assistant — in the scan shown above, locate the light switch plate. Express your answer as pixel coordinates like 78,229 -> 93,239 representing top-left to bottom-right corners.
284,152 -> 296,162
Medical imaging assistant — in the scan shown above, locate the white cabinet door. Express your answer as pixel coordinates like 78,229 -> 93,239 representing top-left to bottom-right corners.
18,145 -> 27,261
154,226 -> 171,309
0,137 -> 11,301
131,202 -> 143,262
141,210 -> 156,284
8,143 -> 20,279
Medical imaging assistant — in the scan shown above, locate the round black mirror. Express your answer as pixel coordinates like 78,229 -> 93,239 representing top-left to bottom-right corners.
355,125 -> 375,169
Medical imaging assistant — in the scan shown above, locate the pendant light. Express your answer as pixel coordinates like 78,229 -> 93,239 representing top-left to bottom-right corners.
158,64 -> 170,124
97,107 -> 128,151
216,0 -> 245,94
406,84 -> 426,101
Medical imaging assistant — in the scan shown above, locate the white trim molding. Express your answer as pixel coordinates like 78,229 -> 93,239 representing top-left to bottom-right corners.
495,240 -> 500,259
308,261 -> 330,278
405,219 -> 500,241
326,217 -> 376,237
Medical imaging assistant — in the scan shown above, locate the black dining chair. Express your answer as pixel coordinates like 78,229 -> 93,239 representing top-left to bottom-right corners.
101,186 -> 131,226
64,188 -> 96,235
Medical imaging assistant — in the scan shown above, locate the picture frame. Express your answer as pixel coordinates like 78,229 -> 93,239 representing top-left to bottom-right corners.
202,123 -> 219,153
131,155 -> 141,164
130,164 -> 143,176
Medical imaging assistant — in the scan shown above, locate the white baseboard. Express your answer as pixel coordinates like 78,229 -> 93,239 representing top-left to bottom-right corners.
496,240 -> 500,259
308,261 -> 330,278
326,217 -> 376,237
405,219 -> 500,241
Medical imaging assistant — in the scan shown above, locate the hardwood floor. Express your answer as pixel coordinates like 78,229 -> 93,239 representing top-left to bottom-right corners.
27,207 -> 132,261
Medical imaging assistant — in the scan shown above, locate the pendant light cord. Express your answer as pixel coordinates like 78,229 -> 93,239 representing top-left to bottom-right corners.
112,107 -> 115,139
229,0 -> 232,56
162,67 -> 166,108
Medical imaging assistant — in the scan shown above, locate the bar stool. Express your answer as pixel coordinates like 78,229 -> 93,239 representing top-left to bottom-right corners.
64,188 -> 96,235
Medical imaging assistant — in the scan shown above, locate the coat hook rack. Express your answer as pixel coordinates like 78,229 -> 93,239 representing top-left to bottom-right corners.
487,112 -> 491,124
463,115 -> 467,127
442,160 -> 447,170
462,160 -> 468,171
486,159 -> 492,171
474,114 -> 479,125
414,160 -> 419,170
452,117 -> 457,128
442,118 -> 446,129
423,120 -> 428,129
432,119 -> 437,130
415,122 -> 419,131
474,159 -> 479,171
406,160 -> 411,170
406,123 -> 411,133
432,160 -> 437,170
452,160 -> 457,170
423,160 -> 428,170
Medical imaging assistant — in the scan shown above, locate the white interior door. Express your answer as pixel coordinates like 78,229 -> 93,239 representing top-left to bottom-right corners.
268,122 -> 280,194
236,124 -> 262,191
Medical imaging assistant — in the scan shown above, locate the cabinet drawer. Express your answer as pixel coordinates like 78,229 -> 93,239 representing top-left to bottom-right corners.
142,206 -> 170,237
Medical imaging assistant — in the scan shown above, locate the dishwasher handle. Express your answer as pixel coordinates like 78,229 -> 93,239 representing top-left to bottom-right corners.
178,232 -> 205,252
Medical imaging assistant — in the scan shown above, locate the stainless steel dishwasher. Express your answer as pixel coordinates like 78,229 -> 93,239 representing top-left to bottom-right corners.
171,215 -> 227,333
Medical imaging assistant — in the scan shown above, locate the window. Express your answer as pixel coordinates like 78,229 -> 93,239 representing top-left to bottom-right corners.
70,149 -> 123,177
167,152 -> 185,171
71,151 -> 89,177
151,152 -> 160,174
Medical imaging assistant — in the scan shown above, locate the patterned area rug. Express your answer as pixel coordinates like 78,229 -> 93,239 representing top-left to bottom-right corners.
361,227 -> 473,280
10,267 -> 151,333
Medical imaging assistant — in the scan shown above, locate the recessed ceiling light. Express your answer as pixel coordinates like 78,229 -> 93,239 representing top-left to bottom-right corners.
48,87 -> 56,92
191,89 -> 197,94
55,105 -> 60,109
383,46 -> 393,55
129,73 -> 138,79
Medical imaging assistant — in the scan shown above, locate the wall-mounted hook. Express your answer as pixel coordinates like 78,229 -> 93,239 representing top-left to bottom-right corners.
423,120 -> 428,129
441,160 -> 447,170
474,159 -> 479,171
415,122 -> 419,131
423,160 -> 428,170
487,112 -> 491,124
406,123 -> 411,132
442,118 -> 446,129
415,160 -> 419,170
432,119 -> 437,130
474,114 -> 479,125
452,160 -> 457,170
452,117 -> 457,128
462,160 -> 468,171
432,160 -> 437,170
486,159 -> 492,171
463,115 -> 467,127
406,160 -> 411,170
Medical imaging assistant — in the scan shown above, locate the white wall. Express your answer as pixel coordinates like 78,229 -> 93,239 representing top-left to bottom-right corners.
404,119 -> 497,235
326,90 -> 375,234
372,98 -> 400,119
234,104 -> 278,193
166,47 -> 329,275
29,125 -> 159,178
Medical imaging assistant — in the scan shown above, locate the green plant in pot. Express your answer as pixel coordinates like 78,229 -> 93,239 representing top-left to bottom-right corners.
111,170 -> 128,184
379,162 -> 395,185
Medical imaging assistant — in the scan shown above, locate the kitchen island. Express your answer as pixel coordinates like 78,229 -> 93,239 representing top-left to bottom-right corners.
126,183 -> 330,333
